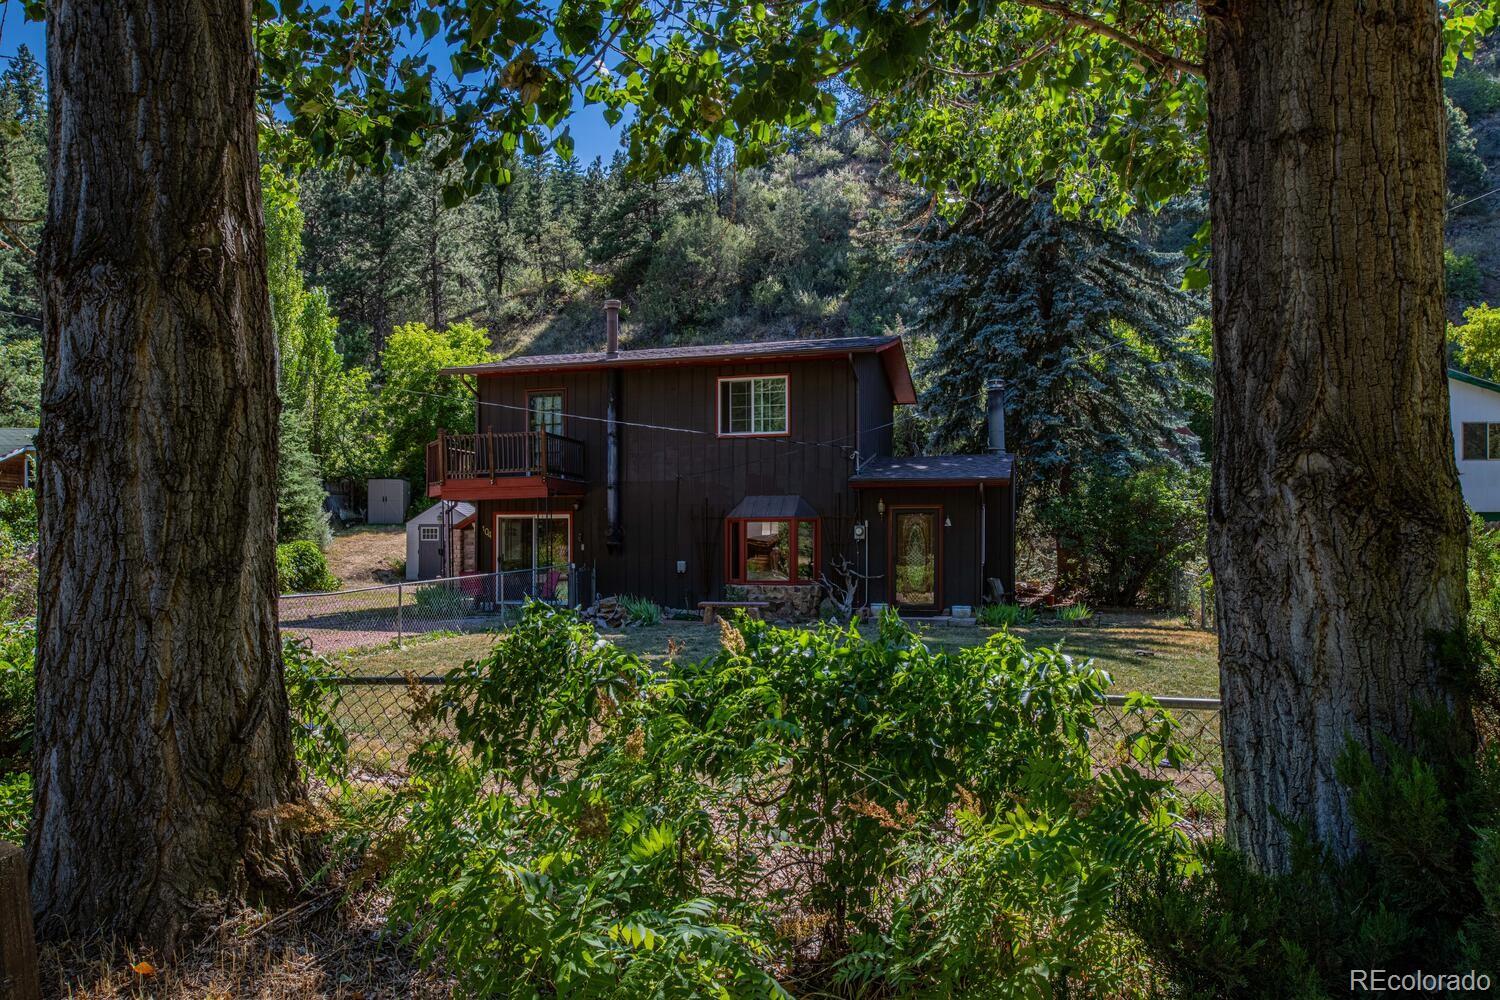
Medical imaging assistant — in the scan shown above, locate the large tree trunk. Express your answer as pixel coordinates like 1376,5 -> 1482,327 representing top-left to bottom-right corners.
31,0 -> 303,942
1205,1 -> 1470,870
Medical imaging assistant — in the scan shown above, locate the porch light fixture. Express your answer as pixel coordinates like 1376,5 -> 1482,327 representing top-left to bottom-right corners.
945,516 -> 952,528
877,498 -> 885,515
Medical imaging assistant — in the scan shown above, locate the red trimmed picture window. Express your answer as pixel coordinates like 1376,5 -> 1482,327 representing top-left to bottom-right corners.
727,518 -> 818,584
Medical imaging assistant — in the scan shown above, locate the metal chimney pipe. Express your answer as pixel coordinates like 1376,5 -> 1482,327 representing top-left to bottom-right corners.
604,299 -> 621,356
985,377 -> 1007,454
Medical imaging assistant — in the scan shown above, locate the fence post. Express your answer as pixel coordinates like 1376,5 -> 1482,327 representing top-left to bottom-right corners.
397,582 -> 404,648
0,842 -> 39,1000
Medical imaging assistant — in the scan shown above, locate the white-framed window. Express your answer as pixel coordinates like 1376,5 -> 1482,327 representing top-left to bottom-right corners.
419,525 -> 440,542
718,375 -> 788,436
1462,422 -> 1500,460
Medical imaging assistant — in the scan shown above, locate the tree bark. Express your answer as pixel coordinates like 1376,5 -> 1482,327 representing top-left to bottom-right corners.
31,0 -> 303,942
1205,1 -> 1470,870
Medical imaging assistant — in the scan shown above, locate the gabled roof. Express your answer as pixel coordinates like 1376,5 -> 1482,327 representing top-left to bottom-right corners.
1450,369 -> 1500,395
726,495 -> 819,519
442,335 -> 918,404
849,454 -> 1014,487
0,428 -> 35,463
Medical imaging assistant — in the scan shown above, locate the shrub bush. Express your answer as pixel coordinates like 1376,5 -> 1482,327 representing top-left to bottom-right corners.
619,594 -> 662,625
0,488 -> 36,548
1448,65 -> 1500,118
276,540 -> 340,594
282,638 -> 350,786
1057,602 -> 1095,624
385,604 -> 1191,996
1446,249 -> 1483,305
977,602 -> 1036,628
0,617 -> 33,774
1123,710 -> 1500,995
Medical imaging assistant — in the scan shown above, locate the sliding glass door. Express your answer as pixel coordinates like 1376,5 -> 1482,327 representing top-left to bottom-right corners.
497,514 -> 571,603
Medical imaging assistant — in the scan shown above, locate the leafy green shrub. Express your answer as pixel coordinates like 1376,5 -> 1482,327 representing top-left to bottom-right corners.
282,638 -> 350,786
411,580 -> 471,617
0,617 -> 34,773
1446,248 -> 1483,304
0,772 -> 27,843
1036,465 -> 1208,607
276,540 -> 340,594
0,488 -> 36,548
1057,602 -> 1095,623
385,603 -> 1191,995
1124,709 -> 1500,995
619,594 -> 662,625
977,602 -> 1036,628
0,540 -> 35,620
1448,65 -> 1500,118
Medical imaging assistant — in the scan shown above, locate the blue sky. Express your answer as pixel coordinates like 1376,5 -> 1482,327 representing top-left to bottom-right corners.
0,1 -> 629,164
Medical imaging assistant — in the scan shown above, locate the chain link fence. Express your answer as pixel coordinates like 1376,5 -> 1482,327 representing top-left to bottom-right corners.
279,565 -> 581,654
318,667 -> 1225,835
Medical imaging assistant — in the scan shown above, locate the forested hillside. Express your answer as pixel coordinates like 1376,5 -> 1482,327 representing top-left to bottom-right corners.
296,129 -> 915,361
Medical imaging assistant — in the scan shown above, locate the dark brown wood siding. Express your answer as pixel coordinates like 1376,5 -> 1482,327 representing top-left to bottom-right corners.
856,483 -> 1015,610
468,355 -> 1012,612
0,454 -> 30,492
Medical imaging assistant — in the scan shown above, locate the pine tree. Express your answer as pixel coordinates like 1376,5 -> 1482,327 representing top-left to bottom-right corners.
276,408 -> 330,546
914,191 -> 1208,489
0,45 -> 47,425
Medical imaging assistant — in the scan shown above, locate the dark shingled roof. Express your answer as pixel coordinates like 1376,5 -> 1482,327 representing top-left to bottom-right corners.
726,495 -> 819,519
0,428 -> 35,462
441,335 -> 917,404
849,454 -> 1014,486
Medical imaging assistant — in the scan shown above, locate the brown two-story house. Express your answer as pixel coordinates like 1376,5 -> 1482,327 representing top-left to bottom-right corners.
424,302 -> 1015,616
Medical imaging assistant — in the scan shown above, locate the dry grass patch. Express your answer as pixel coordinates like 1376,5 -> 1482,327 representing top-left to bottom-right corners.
325,525 -> 406,589
42,892 -> 451,999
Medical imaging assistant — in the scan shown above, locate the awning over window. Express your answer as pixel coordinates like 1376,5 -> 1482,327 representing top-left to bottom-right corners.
726,495 -> 819,519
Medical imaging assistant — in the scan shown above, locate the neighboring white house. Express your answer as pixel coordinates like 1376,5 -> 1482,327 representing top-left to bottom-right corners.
405,501 -> 476,580
1450,369 -> 1500,517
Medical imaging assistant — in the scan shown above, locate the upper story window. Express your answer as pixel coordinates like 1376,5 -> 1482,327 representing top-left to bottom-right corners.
718,375 -> 788,436
528,391 -> 564,436
1462,422 -> 1500,460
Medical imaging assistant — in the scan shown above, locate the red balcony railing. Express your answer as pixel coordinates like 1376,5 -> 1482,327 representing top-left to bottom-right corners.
426,430 -> 585,496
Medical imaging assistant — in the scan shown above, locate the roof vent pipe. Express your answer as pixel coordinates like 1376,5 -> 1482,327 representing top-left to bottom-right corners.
604,299 -> 621,356
985,377 -> 1007,454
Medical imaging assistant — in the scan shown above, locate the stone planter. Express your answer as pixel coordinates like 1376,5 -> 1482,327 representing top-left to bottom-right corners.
725,583 -> 821,621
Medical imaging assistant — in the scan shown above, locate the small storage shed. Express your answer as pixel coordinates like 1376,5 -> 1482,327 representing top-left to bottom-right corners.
0,428 -> 36,492
367,478 -> 411,525
406,501 -> 477,580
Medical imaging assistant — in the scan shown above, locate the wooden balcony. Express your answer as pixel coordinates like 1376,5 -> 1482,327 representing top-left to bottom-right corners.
426,430 -> 587,500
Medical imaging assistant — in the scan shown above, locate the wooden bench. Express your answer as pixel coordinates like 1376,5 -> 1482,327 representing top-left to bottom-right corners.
698,600 -> 770,624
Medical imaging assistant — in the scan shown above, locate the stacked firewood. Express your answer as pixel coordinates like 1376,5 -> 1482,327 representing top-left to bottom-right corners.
580,595 -> 627,628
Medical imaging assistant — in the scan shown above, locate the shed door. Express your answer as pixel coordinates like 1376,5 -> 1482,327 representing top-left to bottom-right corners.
417,524 -> 442,578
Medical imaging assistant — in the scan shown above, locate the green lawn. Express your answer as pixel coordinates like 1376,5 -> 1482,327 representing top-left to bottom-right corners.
334,610 -> 1218,697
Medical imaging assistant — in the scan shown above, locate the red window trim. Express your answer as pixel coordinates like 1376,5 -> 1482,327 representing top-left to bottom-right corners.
492,511 -> 574,572
724,517 -> 820,586
715,374 -> 792,438
525,387 -> 568,436
886,504 -> 943,612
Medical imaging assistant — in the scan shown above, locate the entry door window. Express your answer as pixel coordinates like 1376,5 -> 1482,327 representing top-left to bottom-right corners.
497,516 -> 571,602
891,509 -> 939,609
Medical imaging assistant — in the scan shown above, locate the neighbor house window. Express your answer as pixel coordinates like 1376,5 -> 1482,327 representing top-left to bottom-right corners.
718,376 -> 788,436
1462,422 -> 1500,460
726,518 -> 818,584
528,391 -> 564,436
419,525 -> 440,542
